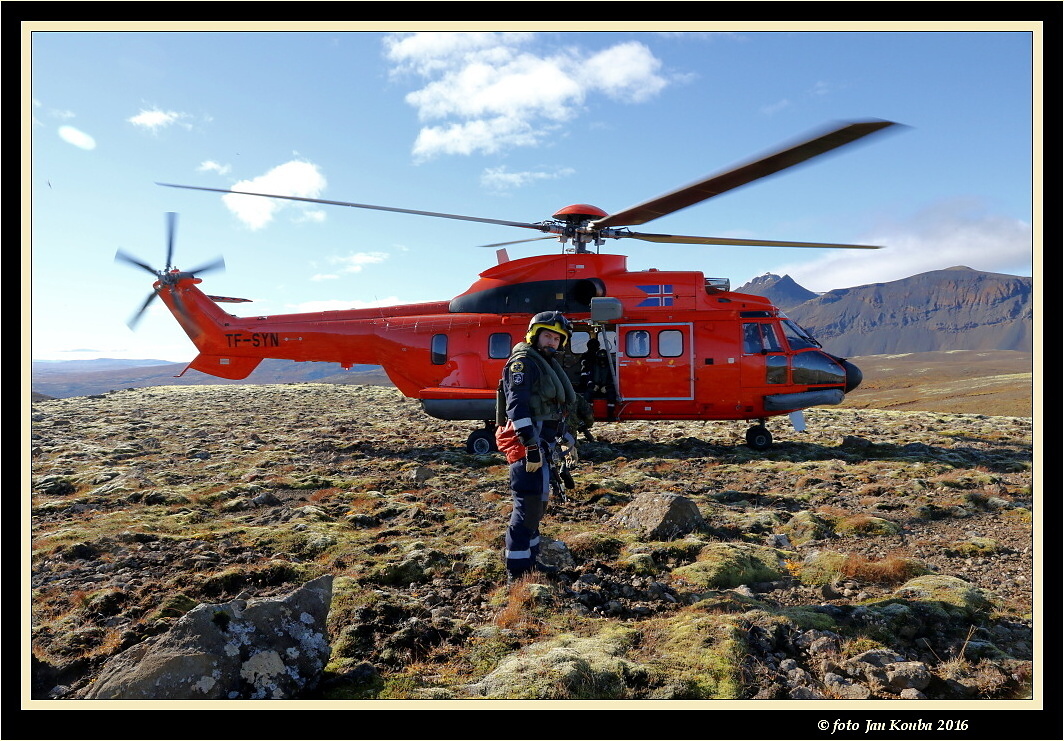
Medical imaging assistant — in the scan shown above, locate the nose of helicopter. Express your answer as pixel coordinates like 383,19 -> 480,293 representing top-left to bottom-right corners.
840,358 -> 863,393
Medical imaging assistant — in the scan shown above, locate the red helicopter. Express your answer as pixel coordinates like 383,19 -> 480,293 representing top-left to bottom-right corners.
119,120 -> 897,452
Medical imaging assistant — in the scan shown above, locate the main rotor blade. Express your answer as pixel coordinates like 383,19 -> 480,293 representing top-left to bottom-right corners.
157,182 -> 546,232
594,120 -> 899,228
115,249 -> 157,275
476,236 -> 557,249
618,231 -> 882,250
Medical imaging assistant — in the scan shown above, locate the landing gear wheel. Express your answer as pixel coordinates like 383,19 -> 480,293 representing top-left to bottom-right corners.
466,427 -> 498,455
745,424 -> 773,450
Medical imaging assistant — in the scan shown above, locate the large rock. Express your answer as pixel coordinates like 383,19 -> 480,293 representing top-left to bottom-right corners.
80,575 -> 333,700
609,492 -> 705,540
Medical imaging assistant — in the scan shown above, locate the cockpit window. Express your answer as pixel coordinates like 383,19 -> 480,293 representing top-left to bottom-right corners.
781,319 -> 820,350
742,322 -> 782,354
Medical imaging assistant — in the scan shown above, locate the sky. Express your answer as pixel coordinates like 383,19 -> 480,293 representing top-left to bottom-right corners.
25,25 -> 1039,363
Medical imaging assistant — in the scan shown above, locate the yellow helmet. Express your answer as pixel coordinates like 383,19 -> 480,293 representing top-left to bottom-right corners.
525,311 -> 572,348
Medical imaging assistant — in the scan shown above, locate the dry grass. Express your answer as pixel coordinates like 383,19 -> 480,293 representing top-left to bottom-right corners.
840,553 -> 929,584
28,382 -> 1034,701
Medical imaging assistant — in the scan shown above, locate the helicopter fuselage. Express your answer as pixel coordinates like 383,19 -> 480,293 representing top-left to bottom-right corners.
158,250 -> 861,449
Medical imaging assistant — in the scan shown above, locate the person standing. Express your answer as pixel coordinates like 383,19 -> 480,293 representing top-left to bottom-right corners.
579,334 -> 617,422
495,311 -> 576,583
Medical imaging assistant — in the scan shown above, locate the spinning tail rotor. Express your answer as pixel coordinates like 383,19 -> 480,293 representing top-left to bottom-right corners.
115,212 -> 225,328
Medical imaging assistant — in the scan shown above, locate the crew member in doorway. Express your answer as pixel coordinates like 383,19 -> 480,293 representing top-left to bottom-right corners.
494,311 -> 577,583
580,334 -> 617,421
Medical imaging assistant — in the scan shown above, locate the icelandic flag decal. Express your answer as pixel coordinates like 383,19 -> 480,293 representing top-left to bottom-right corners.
637,284 -> 674,307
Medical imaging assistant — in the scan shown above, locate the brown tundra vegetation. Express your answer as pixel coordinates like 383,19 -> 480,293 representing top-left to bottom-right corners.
27,356 -> 1038,706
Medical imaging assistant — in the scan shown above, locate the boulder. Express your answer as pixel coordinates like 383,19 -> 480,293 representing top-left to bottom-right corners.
80,575 -> 333,700
609,492 -> 704,540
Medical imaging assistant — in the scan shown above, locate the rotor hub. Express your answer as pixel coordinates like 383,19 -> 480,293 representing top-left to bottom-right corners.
552,204 -> 609,224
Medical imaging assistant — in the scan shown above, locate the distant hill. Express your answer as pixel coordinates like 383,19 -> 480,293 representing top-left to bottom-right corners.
30,358 -> 391,400
736,266 -> 1033,357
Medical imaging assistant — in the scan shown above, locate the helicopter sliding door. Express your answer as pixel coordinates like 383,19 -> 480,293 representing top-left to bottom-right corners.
616,323 -> 694,401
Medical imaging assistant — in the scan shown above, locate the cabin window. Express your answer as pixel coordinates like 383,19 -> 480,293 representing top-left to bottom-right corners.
625,330 -> 651,358
766,355 -> 789,384
742,322 -> 783,354
569,331 -> 590,354
431,334 -> 448,365
658,329 -> 684,357
489,332 -> 512,359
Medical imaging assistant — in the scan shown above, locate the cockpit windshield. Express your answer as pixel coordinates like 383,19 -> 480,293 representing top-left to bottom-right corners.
781,318 -> 821,350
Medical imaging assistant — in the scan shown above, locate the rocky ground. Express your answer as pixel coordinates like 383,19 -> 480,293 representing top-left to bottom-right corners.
27,383 -> 1037,703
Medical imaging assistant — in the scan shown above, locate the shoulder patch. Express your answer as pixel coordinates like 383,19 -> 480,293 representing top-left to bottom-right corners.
509,360 -> 525,373
511,372 -> 525,386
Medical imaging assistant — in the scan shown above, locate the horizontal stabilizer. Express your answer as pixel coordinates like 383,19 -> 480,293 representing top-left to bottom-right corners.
179,353 -> 262,380
207,294 -> 252,303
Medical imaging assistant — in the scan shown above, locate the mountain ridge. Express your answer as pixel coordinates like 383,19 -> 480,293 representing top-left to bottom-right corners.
736,266 -> 1033,357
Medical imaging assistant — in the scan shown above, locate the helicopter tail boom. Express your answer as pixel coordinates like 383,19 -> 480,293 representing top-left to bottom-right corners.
156,276 -> 391,378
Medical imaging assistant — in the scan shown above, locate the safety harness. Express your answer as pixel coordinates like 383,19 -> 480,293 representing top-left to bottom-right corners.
495,343 -> 577,462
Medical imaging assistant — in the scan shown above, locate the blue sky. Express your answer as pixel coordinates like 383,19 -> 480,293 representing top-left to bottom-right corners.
26,27 -> 1038,362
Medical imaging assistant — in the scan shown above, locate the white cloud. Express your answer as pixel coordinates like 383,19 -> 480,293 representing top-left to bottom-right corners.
777,198 -> 1034,291
128,108 -> 190,132
383,32 -> 672,160
480,165 -> 576,192
197,160 -> 231,176
311,251 -> 389,281
384,32 -> 534,75
57,125 -> 96,150
759,99 -> 791,116
296,209 -> 327,224
223,160 -> 327,230
578,42 -> 667,103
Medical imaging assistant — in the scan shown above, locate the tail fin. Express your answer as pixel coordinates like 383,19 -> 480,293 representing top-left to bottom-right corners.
178,353 -> 262,380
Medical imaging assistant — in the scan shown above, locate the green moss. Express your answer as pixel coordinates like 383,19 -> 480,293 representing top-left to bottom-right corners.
835,515 -> 901,537
778,510 -> 833,545
891,575 -> 994,617
647,612 -> 746,699
196,561 -> 314,598
1003,507 -> 1032,523
795,551 -> 848,586
617,551 -> 659,576
467,626 -> 648,700
146,593 -> 199,623
671,543 -> 785,590
775,606 -> 842,631
946,536 -> 1001,557
566,531 -> 627,560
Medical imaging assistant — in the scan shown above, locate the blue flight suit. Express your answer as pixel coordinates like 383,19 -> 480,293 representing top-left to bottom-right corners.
500,344 -> 564,579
